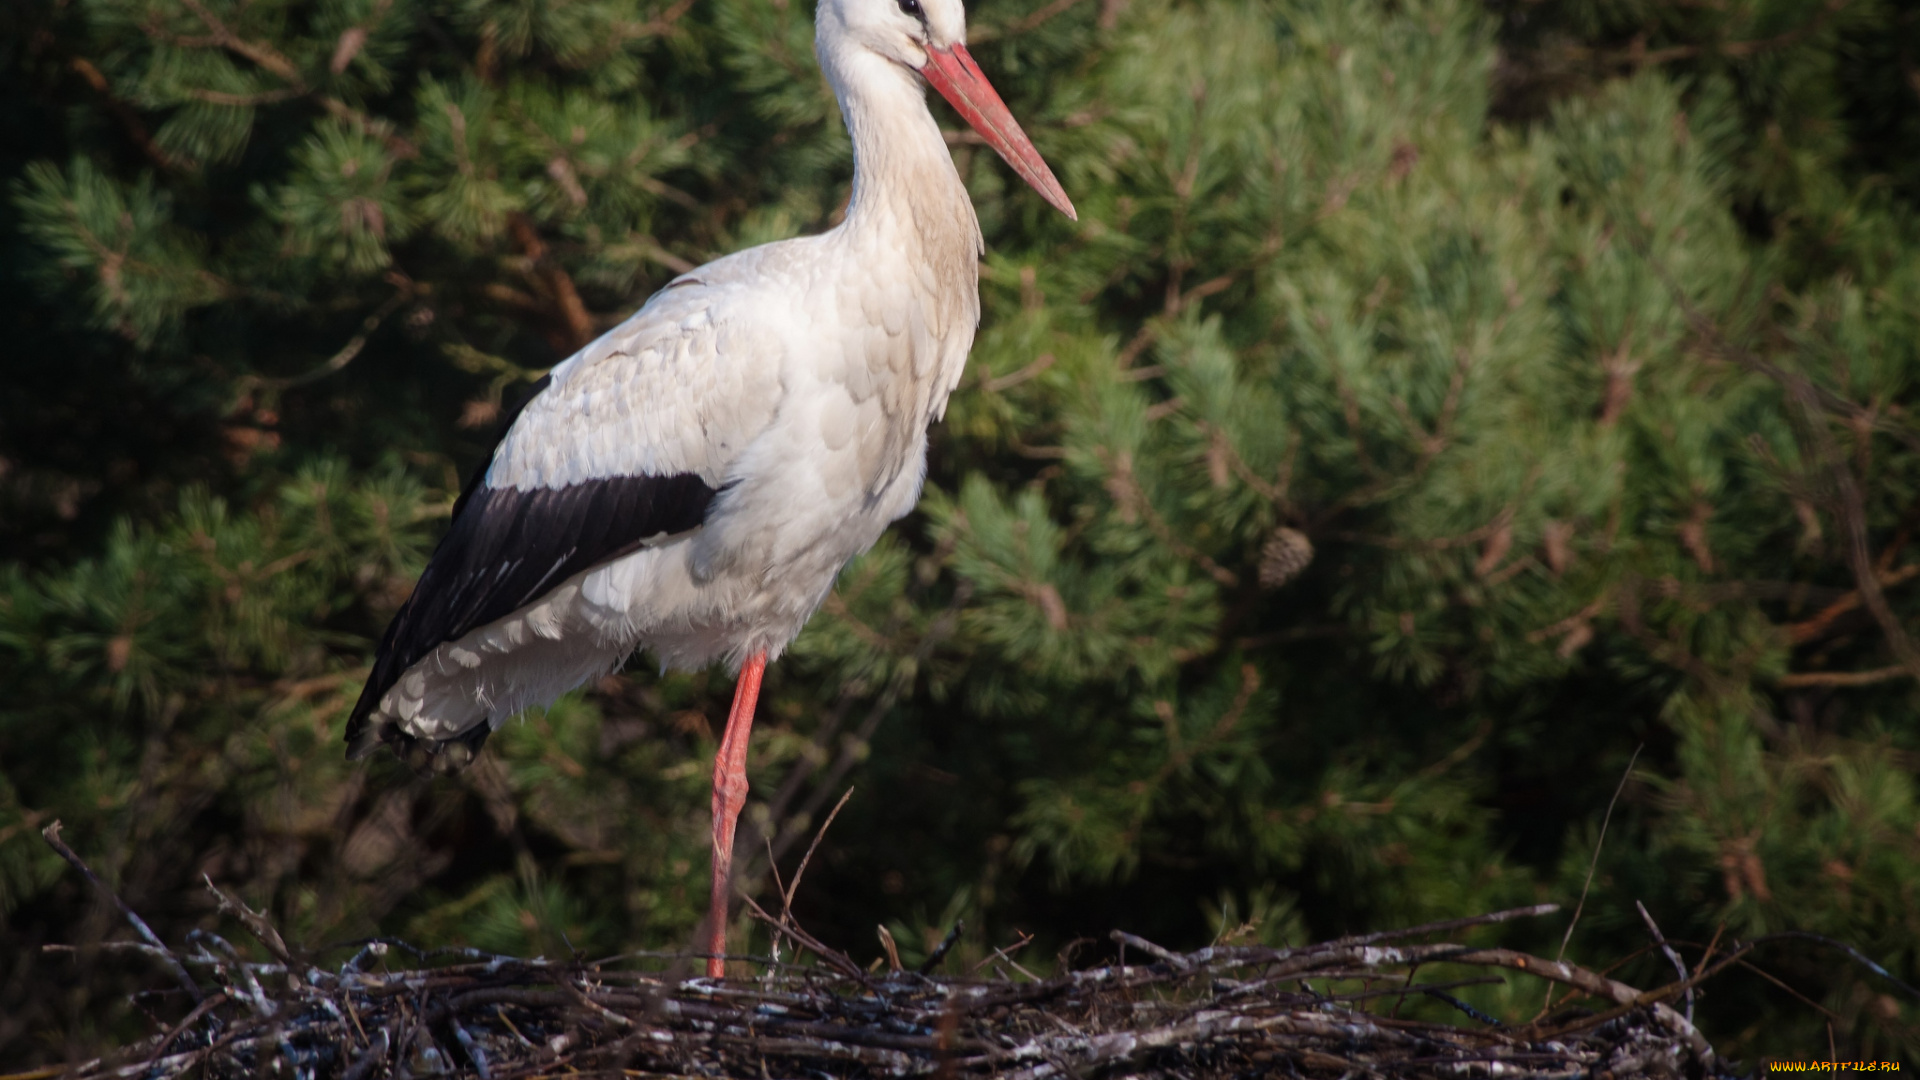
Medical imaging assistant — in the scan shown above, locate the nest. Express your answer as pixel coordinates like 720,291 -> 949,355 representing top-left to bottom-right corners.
37,824 -> 1747,1080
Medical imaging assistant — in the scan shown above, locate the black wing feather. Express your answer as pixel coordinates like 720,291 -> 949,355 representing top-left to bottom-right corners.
345,376 -> 719,768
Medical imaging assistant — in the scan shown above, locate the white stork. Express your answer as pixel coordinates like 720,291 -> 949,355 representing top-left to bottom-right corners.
344,0 -> 1074,977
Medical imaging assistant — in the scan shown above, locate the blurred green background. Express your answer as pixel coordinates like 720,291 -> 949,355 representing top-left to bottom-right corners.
3,0 -> 1918,1064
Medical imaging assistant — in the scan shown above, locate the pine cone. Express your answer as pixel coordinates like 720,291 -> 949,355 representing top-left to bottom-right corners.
1258,527 -> 1314,588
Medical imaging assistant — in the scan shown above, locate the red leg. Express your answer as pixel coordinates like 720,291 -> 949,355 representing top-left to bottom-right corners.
706,651 -> 766,978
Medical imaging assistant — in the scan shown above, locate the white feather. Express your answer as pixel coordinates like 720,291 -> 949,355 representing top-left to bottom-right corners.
370,0 -> 990,742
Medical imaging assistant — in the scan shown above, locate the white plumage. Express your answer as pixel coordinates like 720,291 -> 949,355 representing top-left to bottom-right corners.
347,0 -> 1073,977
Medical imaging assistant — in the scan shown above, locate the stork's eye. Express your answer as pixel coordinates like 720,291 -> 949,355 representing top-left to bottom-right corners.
897,0 -> 924,20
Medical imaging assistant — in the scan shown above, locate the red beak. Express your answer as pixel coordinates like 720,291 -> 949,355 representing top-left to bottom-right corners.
920,44 -> 1077,221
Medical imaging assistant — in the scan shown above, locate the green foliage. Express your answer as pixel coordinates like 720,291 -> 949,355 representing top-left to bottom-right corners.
15,158 -> 224,346
5,0 -> 1920,1064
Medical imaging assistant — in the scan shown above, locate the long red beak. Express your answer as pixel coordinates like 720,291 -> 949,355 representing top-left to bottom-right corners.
921,44 -> 1077,221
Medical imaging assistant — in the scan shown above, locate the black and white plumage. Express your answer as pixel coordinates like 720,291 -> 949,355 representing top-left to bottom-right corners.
344,0 -> 1073,977
345,422 -> 721,769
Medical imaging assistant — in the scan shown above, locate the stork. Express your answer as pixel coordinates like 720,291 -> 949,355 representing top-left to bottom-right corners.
344,0 -> 1074,978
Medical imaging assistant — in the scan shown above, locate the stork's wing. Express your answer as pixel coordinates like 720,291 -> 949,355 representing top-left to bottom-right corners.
345,268 -> 786,758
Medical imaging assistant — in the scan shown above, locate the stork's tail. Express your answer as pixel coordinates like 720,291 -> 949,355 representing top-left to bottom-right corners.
345,658 -> 494,778
346,712 -> 495,778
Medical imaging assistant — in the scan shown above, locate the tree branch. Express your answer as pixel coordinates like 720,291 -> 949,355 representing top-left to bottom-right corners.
1634,237 -> 1920,682
1777,665 -> 1913,688
509,213 -> 594,352
41,822 -> 203,1004
70,58 -> 180,172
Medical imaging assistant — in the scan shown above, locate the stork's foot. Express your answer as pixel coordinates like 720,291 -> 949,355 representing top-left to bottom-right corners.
706,652 -> 767,979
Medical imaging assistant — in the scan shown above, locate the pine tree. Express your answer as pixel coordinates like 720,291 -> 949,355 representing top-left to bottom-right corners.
4,0 -> 1919,1063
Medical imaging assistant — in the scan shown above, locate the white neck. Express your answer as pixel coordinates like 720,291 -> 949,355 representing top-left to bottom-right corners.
820,46 -> 983,259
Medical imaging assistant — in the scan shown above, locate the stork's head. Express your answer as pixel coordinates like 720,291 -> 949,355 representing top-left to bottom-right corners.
817,0 -> 1077,220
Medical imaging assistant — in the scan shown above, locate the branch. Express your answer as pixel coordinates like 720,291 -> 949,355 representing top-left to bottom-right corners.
1777,665 -> 1913,688
203,876 -> 298,969
243,288 -> 409,391
780,786 -> 853,926
174,0 -> 303,82
755,582 -> 970,868
1637,238 -> 1920,682
40,821 -> 203,1003
184,86 -> 304,107
70,58 -> 180,172
1100,447 -> 1240,587
1636,901 -> 1692,1026
1618,0 -> 1850,66
162,0 -> 419,160
1546,745 -> 1641,1014
1785,563 -> 1919,644
509,213 -> 594,352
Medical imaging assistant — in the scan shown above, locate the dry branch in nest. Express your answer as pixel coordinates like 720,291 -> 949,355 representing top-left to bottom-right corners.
32,822 -> 1764,1080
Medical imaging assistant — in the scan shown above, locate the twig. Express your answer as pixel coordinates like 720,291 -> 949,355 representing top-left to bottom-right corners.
70,58 -> 179,172
1785,564 -> 1920,644
450,1017 -> 492,1080
139,992 -> 229,1068
982,352 -> 1057,393
740,895 -> 866,979
876,925 -> 903,972
762,838 -> 788,964
1100,447 -> 1239,587
976,932 -> 1040,981
1777,665 -> 1913,687
508,212 -> 594,351
763,584 -> 970,867
917,919 -> 965,975
1547,744 -> 1641,1012
1749,929 -> 1920,1001
1595,0 -> 1852,67
1421,988 -> 1502,1025
190,930 -> 272,1017
40,821 -> 203,1004
203,875 -> 297,969
1735,958 -> 1842,1023
1323,903 -> 1561,950
1636,900 -> 1691,1025
1520,940 -> 1754,1050
782,786 -> 854,922
1109,930 -> 1191,971
246,289 -> 408,391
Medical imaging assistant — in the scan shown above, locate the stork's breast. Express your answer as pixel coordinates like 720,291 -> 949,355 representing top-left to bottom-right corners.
818,390 -> 857,452
866,327 -> 902,378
